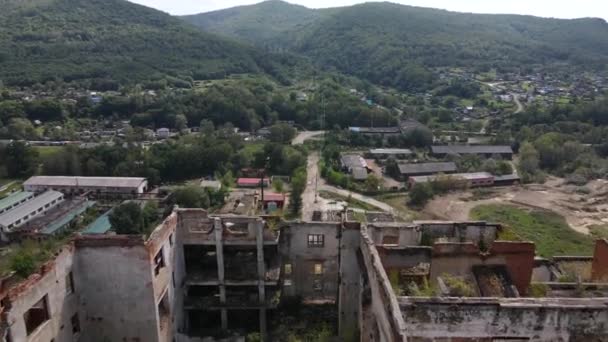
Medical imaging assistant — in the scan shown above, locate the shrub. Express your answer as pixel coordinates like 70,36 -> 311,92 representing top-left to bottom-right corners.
409,183 -> 434,206
10,250 -> 36,278
441,274 -> 475,297
528,283 -> 549,298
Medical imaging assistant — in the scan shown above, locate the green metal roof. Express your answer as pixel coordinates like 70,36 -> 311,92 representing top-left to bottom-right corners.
82,209 -> 113,235
40,201 -> 96,235
0,191 -> 34,212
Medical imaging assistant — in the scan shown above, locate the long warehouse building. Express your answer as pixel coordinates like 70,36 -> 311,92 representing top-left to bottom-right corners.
24,176 -> 148,196
0,190 -> 64,240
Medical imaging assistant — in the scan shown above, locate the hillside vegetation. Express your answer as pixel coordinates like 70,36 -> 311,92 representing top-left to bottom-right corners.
0,0 -> 295,86
183,1 -> 608,91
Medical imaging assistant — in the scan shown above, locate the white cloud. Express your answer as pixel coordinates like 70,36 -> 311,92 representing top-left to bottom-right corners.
128,0 -> 608,20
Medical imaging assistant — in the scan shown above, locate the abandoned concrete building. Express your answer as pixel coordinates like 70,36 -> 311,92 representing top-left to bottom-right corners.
1,209 -> 607,341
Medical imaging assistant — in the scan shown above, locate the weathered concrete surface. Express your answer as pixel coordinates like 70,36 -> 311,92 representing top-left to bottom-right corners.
338,223 -> 362,341
400,297 -> 608,341
360,226 -> 408,342
282,222 -> 341,301
5,247 -> 79,342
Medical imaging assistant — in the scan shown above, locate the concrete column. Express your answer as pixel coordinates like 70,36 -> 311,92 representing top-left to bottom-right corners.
256,220 -> 267,339
256,220 -> 266,303
221,309 -> 228,330
214,218 -> 228,330
259,308 -> 267,340
338,228 -> 362,341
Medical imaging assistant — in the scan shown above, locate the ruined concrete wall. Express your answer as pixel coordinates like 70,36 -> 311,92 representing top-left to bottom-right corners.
75,239 -> 160,342
5,247 -> 80,342
148,212 -> 178,342
282,222 -> 341,301
359,227 -> 408,342
174,211 -> 190,336
400,297 -> 608,341
415,222 -> 498,246
338,224 -> 362,341
592,239 -> 608,282
368,224 -> 420,246
430,242 -> 535,295
377,247 -> 432,271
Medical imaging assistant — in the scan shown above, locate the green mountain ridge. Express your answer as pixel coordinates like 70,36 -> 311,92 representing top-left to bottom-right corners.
183,1 -> 608,90
0,0 -> 294,86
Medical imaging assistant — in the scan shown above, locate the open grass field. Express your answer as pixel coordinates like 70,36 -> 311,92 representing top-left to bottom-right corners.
471,204 -> 595,257
33,146 -> 64,157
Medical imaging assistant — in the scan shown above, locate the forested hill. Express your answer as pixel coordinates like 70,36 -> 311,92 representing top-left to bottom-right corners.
182,0 -> 322,48
0,0 -> 294,86
183,1 -> 608,91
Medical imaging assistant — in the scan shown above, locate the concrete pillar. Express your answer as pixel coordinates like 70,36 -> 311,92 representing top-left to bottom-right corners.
221,309 -> 228,330
214,218 -> 228,330
338,227 -> 362,341
256,220 -> 266,303
259,308 -> 267,340
256,220 -> 267,339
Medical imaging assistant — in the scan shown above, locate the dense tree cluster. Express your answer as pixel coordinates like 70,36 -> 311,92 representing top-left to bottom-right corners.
187,1 -> 608,91
0,0 -> 299,87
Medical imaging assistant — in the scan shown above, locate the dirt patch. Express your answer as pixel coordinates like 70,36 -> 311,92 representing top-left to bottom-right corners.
424,176 -> 608,235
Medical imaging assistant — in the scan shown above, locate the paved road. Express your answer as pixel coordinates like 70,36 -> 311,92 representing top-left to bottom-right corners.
292,131 -> 326,145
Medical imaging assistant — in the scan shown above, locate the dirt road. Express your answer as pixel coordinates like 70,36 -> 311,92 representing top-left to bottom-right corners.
301,153 -> 397,220
513,94 -> 524,114
301,152 -> 321,221
292,131 -> 326,145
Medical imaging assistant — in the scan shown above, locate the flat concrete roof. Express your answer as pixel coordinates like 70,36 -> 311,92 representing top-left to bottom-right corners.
0,190 -> 63,227
369,148 -> 413,155
410,172 -> 493,183
398,162 -> 457,175
24,176 -> 147,188
431,145 -> 513,155
0,191 -> 34,212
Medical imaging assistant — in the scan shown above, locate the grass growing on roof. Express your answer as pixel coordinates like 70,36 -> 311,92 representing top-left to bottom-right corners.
470,204 -> 594,257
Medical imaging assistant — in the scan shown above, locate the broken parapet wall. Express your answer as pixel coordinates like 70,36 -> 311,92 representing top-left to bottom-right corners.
359,226 -> 408,342
399,297 -> 608,341
415,221 -> 499,246
3,246 -> 79,342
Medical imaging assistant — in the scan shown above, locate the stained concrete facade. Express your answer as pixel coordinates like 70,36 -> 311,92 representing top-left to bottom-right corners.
400,297 -> 608,341
281,222 -> 341,301
3,247 -> 80,342
2,211 -> 608,342
1,212 -> 177,342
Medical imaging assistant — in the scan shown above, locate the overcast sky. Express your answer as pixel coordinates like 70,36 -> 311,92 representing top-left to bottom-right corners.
128,0 -> 608,20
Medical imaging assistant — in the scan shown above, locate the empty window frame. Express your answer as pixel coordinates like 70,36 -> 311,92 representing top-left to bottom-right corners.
24,295 -> 50,336
154,248 -> 166,276
313,263 -> 323,275
307,234 -> 325,248
66,272 -> 75,294
71,313 -> 80,334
